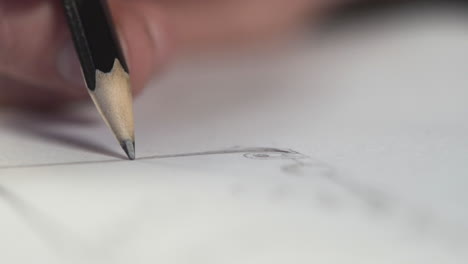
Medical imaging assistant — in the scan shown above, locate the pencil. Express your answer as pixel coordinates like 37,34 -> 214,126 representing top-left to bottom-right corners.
61,0 -> 135,160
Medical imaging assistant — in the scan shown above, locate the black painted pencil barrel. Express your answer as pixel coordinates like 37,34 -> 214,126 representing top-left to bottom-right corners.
62,0 -> 129,91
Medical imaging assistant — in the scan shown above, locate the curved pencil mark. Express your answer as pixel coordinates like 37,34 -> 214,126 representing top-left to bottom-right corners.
244,150 -> 308,160
0,147 -> 306,170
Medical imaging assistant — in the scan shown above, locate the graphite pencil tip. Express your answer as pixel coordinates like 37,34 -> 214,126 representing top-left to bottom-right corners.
121,140 -> 136,160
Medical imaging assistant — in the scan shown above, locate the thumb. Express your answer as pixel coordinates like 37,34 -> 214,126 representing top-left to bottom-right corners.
0,0 -> 171,105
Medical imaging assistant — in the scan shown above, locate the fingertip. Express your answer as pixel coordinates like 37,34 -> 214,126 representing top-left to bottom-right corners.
112,1 -> 173,96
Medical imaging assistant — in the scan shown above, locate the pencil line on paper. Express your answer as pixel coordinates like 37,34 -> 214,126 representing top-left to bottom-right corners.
0,147 -> 307,170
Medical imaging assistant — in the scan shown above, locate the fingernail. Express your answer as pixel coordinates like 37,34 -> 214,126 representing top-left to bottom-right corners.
140,9 -> 171,68
143,16 -> 167,57
57,40 -> 84,87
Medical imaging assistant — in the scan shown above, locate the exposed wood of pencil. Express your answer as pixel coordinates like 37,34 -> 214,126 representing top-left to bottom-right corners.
90,59 -> 135,160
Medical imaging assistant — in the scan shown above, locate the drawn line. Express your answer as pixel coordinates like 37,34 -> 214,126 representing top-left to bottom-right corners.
0,147 -> 308,170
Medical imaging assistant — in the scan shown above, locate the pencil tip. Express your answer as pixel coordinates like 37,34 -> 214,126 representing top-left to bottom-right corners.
121,140 -> 135,160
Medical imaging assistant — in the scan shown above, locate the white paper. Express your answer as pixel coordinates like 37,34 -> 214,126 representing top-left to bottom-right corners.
1,9 -> 468,264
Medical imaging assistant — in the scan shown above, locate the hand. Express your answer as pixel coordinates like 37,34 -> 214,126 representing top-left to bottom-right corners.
0,0 -> 331,107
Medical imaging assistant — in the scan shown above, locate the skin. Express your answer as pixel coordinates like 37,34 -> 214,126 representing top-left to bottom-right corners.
0,0 -> 337,107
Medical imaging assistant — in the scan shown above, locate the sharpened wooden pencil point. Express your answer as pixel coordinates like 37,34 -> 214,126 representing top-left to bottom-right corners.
89,59 -> 135,158
62,0 -> 136,159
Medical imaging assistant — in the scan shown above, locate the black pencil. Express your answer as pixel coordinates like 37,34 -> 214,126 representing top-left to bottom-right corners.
61,0 -> 135,160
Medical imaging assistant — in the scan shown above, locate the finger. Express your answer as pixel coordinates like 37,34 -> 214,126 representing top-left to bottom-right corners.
0,74 -> 65,107
160,0 -> 330,50
0,0 -> 172,105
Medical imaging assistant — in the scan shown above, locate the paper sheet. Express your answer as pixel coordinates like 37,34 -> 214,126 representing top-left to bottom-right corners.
1,9 -> 468,264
